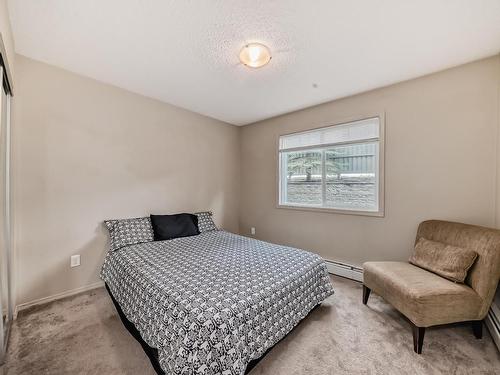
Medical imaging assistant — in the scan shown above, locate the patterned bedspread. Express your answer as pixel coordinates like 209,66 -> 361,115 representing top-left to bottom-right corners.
100,231 -> 334,375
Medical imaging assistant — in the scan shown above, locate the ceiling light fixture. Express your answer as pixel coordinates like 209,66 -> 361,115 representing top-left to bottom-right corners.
239,43 -> 271,68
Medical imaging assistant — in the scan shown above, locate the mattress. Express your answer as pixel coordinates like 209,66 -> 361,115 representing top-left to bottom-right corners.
100,230 -> 334,375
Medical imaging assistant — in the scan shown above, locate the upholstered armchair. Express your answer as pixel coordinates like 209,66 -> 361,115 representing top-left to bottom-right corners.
363,220 -> 500,354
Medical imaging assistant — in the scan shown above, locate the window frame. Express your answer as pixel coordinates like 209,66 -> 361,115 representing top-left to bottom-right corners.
276,113 -> 385,217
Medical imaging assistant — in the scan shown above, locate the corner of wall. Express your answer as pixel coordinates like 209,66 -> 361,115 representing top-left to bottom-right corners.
236,124 -> 243,235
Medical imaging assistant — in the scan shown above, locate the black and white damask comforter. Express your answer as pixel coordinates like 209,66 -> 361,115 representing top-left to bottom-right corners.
100,231 -> 334,375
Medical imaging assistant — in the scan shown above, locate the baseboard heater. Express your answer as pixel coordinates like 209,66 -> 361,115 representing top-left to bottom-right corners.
324,259 -> 363,282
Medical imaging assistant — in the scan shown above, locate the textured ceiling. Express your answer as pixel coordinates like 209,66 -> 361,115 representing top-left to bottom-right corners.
8,0 -> 500,125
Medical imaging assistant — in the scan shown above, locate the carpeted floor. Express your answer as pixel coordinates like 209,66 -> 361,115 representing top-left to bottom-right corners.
3,275 -> 500,374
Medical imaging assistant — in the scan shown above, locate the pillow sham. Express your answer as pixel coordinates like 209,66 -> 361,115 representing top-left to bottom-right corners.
195,211 -> 218,233
409,237 -> 478,283
150,213 -> 199,241
104,217 -> 154,251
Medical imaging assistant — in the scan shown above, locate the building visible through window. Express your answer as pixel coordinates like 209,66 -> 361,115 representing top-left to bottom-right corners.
278,117 -> 383,215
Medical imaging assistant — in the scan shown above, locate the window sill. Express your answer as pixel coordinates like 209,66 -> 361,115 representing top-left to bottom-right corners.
276,203 -> 385,217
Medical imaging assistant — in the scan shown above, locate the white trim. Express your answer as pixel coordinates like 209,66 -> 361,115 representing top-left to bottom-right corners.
324,259 -> 363,282
13,281 -> 104,319
278,137 -> 380,153
485,303 -> 500,351
277,203 -> 384,217
0,65 -> 4,362
3,88 -> 12,341
276,112 -> 386,218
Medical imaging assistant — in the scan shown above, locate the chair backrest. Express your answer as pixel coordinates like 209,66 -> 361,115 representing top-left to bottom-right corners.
416,220 -> 500,317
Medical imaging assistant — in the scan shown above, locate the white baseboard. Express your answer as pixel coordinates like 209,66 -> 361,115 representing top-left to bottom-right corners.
14,281 -> 104,319
324,259 -> 363,282
485,303 -> 500,351
11,264 -> 500,353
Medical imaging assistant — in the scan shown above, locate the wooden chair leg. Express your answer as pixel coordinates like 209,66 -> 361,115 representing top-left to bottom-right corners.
411,323 -> 425,354
472,320 -> 483,339
362,285 -> 371,305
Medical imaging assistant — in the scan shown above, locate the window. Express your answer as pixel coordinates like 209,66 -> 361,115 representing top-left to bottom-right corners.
278,116 -> 384,215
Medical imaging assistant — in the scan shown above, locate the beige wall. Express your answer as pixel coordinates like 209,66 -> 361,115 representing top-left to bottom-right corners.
12,55 -> 240,305
240,56 -> 500,267
10,51 -> 500,306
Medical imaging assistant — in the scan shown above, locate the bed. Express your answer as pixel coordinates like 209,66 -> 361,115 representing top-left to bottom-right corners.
100,229 -> 334,375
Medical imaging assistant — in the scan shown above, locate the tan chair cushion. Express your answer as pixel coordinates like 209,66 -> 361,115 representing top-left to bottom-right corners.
409,238 -> 478,283
363,261 -> 482,327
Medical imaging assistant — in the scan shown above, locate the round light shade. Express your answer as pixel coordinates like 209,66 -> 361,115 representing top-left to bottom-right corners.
239,43 -> 271,68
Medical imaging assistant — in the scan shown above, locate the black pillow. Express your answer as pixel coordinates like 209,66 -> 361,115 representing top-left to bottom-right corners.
150,213 -> 199,241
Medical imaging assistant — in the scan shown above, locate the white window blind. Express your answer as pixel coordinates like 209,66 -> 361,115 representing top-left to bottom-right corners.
279,117 -> 379,151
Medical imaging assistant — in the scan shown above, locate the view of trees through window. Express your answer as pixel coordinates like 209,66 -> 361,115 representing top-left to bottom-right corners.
282,143 -> 378,210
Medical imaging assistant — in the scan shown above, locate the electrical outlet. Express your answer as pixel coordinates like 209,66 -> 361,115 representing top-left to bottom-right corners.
70,254 -> 81,268
251,227 -> 256,235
